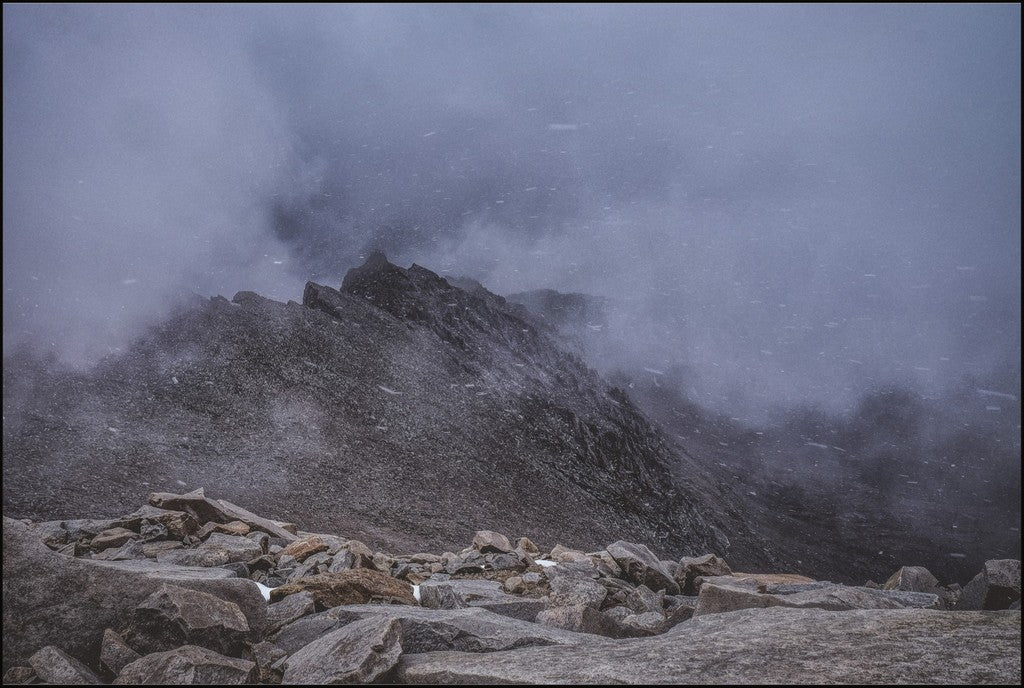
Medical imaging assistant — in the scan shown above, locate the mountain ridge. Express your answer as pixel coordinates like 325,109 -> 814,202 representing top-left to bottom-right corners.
3,254 -> 758,567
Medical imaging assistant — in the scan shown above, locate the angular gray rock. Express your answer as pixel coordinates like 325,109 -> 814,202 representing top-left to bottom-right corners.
395,608 -> 1022,684
117,505 -> 199,539
549,544 -> 589,563
147,489 -> 296,542
113,645 -> 256,685
155,532 -> 263,568
624,584 -> 665,615
536,603 -> 644,639
676,554 -> 731,594
2,517 -> 265,668
883,565 -> 941,594
619,611 -> 666,634
268,612 -> 349,655
693,582 -> 940,617
251,641 -> 287,685
28,645 -> 102,685
958,559 -> 1022,611
418,578 -> 545,621
420,579 -> 505,606
99,629 -> 141,676
195,520 -> 251,540
265,590 -> 317,634
327,604 -> 586,653
661,596 -> 698,630
203,533 -> 265,563
91,539 -> 147,561
419,581 -> 466,610
549,571 -> 608,609
473,598 -> 549,622
148,488 -> 234,528
127,583 -> 251,656
472,530 -> 514,554
281,616 -> 403,684
883,565 -> 958,608
606,541 -> 680,595
157,547 -> 231,568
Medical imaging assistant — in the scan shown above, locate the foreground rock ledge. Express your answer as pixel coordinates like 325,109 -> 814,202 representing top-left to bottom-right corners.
396,607 -> 1022,684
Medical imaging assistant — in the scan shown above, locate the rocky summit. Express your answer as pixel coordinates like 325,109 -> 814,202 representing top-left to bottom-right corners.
2,490 -> 1020,684
3,254 -> 754,568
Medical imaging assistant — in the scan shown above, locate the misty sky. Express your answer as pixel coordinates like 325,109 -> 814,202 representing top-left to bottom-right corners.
3,4 -> 1020,420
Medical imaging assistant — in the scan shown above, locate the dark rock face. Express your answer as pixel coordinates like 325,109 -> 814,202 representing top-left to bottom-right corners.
3,254 -> 747,568
126,584 -> 252,656
958,559 -> 1022,611
536,604 -> 643,639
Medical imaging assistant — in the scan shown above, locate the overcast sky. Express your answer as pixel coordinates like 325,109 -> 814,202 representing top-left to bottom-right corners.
4,4 -> 1020,419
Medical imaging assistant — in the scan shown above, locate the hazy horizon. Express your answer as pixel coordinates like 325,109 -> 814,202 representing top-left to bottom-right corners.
4,4 -> 1020,421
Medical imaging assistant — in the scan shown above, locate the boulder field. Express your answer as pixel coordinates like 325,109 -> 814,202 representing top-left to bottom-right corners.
3,488 -> 1020,684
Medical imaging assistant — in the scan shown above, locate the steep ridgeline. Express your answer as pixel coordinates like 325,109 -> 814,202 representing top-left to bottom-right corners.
3,254 -> 758,565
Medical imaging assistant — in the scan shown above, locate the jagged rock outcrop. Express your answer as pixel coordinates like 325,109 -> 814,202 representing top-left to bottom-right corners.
3,254 -> 743,569
958,559 -> 1022,610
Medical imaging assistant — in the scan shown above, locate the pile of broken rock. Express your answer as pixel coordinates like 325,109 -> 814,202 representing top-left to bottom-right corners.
3,488 -> 1020,684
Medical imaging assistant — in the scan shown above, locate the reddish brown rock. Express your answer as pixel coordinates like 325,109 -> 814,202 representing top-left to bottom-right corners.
89,528 -> 140,552
269,569 -> 417,608
279,536 -> 329,563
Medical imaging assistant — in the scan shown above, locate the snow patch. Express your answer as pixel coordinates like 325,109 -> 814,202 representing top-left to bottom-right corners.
255,582 -> 275,602
534,559 -> 557,568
